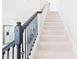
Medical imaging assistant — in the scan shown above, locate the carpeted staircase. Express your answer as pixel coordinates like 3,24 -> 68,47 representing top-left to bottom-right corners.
33,12 -> 76,59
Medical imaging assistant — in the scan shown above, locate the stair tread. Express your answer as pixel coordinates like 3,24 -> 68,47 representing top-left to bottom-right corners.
33,12 -> 76,59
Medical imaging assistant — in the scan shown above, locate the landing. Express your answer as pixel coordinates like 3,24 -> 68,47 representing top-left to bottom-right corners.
33,12 -> 76,59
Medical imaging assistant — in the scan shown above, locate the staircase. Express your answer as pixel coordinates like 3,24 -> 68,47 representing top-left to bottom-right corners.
33,12 -> 76,59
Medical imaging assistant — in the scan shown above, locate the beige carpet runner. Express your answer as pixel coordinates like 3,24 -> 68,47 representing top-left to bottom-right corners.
33,12 -> 76,59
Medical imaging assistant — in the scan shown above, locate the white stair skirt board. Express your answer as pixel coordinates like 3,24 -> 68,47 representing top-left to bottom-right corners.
33,12 -> 76,59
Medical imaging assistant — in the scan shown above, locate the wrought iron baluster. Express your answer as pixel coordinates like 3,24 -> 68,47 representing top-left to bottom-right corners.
25,29 -> 26,59
21,40 -> 24,59
12,45 -> 15,59
2,11 -> 42,59
27,25 -> 30,59
7,48 -> 10,59
2,52 -> 5,59
36,16 -> 38,37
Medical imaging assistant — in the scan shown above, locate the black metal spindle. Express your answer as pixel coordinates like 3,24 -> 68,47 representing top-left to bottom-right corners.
7,48 -> 10,59
2,11 -> 42,59
12,45 -> 15,59
25,29 -> 26,59
35,16 -> 38,39
17,45 -> 21,59
22,41 -> 24,59
2,52 -> 5,59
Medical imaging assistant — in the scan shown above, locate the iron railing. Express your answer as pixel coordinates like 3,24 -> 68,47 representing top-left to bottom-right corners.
2,11 -> 42,59
2,2 -> 49,59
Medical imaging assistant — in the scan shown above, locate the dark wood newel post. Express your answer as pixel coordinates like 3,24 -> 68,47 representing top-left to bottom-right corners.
15,22 -> 23,59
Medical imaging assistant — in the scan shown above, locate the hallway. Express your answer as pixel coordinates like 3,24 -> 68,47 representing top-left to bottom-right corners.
33,12 -> 76,59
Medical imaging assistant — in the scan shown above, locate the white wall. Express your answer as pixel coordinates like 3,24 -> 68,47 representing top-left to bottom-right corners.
3,0 -> 40,25
2,0 -> 49,44
47,0 -> 76,54
59,0 -> 77,54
